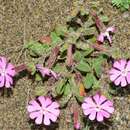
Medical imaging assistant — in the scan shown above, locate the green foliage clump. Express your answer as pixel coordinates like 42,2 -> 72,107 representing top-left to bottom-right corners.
24,7 -> 111,110
112,0 -> 130,10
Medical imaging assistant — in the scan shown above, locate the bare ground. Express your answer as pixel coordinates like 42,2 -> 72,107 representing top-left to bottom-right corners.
0,0 -> 130,130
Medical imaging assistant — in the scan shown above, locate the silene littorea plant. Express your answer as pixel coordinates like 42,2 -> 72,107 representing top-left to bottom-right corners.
0,7 -> 130,129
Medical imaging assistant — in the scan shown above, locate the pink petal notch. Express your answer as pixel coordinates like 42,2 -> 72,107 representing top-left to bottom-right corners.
109,59 -> 130,87
0,56 -> 16,88
27,96 -> 60,126
82,93 -> 114,122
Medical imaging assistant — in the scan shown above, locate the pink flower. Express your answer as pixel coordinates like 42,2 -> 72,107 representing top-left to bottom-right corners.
109,59 -> 130,87
74,122 -> 80,130
98,26 -> 115,44
27,96 -> 60,125
36,64 -> 58,79
82,93 -> 114,122
0,56 -> 16,88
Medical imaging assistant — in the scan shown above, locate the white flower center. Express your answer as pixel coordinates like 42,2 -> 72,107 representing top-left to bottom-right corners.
104,31 -> 109,37
95,105 -> 102,112
121,69 -> 128,77
40,107 -> 48,115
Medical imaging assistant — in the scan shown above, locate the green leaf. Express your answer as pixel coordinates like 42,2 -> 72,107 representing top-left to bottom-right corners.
59,92 -> 72,107
60,43 -> 68,53
69,77 -> 84,102
64,83 -> 71,96
50,32 -> 62,45
100,15 -> 109,23
74,51 -> 84,62
92,80 -> 101,90
84,17 -> 94,28
92,55 -> 106,77
55,25 -> 68,36
24,40 -> 50,57
76,42 -> 90,50
82,48 -> 94,56
27,62 -> 36,75
76,60 -> 91,72
112,0 -> 130,10
82,122 -> 91,130
53,64 -> 68,73
85,27 -> 97,35
35,73 -> 42,81
55,79 -> 67,95
83,73 -> 97,89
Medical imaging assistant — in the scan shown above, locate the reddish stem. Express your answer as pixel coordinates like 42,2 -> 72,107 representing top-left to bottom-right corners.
66,44 -> 73,67
92,43 -> 107,52
47,46 -> 60,68
91,12 -> 106,32
14,64 -> 27,74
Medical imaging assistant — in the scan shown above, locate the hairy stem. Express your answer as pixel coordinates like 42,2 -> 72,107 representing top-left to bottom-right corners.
66,44 -> 73,67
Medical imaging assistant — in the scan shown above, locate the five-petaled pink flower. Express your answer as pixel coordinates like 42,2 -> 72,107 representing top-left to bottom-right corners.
0,56 -> 16,88
98,26 -> 115,44
82,93 -> 114,122
27,96 -> 60,125
109,59 -> 130,87
36,64 -> 58,79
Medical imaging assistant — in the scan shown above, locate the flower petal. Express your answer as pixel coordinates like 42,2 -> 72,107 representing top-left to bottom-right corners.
0,57 -> 7,69
106,35 -> 112,43
46,112 -> 57,122
109,68 -> 121,75
28,100 -> 41,110
113,60 -> 127,70
93,93 -> 100,105
29,111 -> 41,119
119,60 -> 127,70
45,97 -> 52,107
6,63 -> 16,76
97,112 -> 104,122
82,103 -> 95,109
83,108 -> 95,116
126,72 -> 130,84
38,96 -> 46,108
114,76 -> 122,86
0,76 -> 5,87
84,97 -> 96,107
50,70 -> 57,79
99,95 -> 107,105
89,110 -> 96,121
106,26 -> 115,33
35,114 -> 43,124
101,101 -> 114,113
5,75 -> 13,88
47,102 -> 59,109
126,61 -> 130,71
100,110 -> 110,118
120,76 -> 127,87
44,114 -> 51,125
98,33 -> 104,43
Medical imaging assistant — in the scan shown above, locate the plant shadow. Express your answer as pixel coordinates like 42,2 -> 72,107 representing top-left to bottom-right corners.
83,117 -> 113,130
109,82 -> 130,97
28,119 -> 59,130
0,70 -> 28,97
